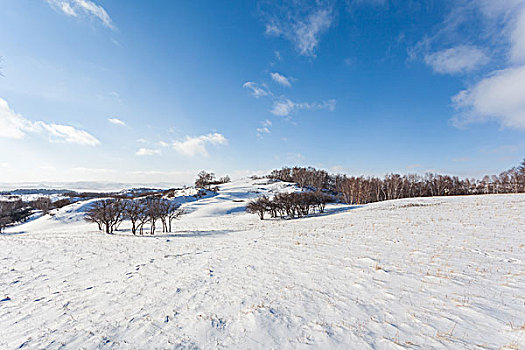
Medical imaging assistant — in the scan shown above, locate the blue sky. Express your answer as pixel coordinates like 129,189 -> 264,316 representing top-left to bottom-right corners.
0,0 -> 524,185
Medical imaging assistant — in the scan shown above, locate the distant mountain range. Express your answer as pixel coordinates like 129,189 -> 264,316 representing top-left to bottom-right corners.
0,181 -> 186,193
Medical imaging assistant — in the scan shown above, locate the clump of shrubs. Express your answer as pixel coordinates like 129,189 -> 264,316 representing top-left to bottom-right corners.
195,171 -> 230,190
246,191 -> 333,220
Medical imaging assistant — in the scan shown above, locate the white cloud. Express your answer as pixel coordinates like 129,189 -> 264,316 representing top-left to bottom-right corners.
293,9 -> 333,56
45,0 -> 115,29
271,99 -> 296,117
136,148 -> 161,156
263,2 -> 334,57
452,65 -> 525,130
271,98 -> 336,117
0,97 -> 100,145
36,122 -> 100,145
414,1 -> 525,131
257,127 -> 270,134
108,117 -> 126,126
172,133 -> 228,157
57,1 -> 77,16
257,119 -> 272,138
270,72 -> 292,87
424,46 -> 489,75
0,98 -> 30,139
256,127 -> 271,138
242,82 -> 270,98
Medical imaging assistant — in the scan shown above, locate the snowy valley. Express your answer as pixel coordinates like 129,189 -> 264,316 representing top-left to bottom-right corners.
1,178 -> 524,349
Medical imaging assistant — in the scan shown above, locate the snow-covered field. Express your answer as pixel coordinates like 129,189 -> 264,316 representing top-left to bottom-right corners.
1,179 -> 524,349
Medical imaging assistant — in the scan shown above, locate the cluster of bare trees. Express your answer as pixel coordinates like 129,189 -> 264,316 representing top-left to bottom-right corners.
247,192 -> 334,220
0,197 -> 72,233
0,200 -> 32,233
268,160 -> 525,205
85,198 -> 184,235
195,171 -> 231,191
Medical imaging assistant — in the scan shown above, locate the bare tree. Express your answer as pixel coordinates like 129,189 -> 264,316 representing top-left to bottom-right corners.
124,199 -> 147,235
146,198 -> 164,235
167,202 -> 184,232
246,196 -> 270,220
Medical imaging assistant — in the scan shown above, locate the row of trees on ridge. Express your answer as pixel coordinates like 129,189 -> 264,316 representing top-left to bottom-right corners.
267,160 -> 525,205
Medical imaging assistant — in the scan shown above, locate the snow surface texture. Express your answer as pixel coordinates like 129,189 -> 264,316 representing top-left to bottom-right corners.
1,179 -> 524,349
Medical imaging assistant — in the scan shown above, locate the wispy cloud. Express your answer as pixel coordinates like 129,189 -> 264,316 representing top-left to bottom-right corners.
270,72 -> 292,87
242,82 -> 271,98
424,46 -> 489,75
136,148 -> 161,156
45,0 -> 115,29
256,124 -> 271,139
109,91 -> 122,104
270,98 -> 336,117
256,127 -> 271,135
108,117 -> 126,126
243,77 -> 335,120
36,122 -> 100,145
108,118 -> 127,126
0,97 -> 100,145
271,99 -> 295,117
172,133 -> 228,157
261,1 -> 334,57
257,119 -> 272,138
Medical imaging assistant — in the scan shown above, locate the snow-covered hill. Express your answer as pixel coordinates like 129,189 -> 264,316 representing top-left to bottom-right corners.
0,178 -> 524,349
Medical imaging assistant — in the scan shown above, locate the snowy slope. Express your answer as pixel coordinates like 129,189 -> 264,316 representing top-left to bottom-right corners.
0,178 -> 524,349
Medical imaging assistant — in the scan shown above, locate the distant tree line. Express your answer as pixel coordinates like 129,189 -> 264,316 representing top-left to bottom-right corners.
247,191 -> 334,220
85,198 -> 184,235
266,160 -> 525,205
